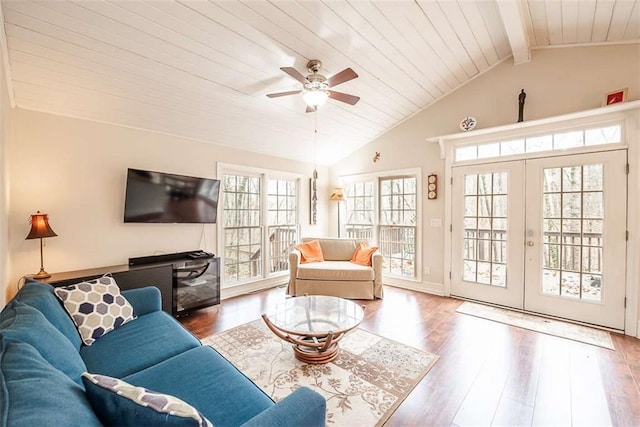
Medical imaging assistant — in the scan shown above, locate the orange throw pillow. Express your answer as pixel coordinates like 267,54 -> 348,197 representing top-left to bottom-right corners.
295,240 -> 325,264
351,243 -> 379,266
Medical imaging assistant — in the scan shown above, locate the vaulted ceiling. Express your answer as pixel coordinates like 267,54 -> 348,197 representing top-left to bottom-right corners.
1,0 -> 638,165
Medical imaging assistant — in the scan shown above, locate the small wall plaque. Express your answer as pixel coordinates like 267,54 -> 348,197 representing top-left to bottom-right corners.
427,174 -> 437,200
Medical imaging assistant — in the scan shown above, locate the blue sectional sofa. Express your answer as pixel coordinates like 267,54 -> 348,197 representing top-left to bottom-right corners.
0,280 -> 326,426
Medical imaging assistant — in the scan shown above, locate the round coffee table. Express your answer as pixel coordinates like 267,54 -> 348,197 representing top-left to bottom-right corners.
262,295 -> 365,364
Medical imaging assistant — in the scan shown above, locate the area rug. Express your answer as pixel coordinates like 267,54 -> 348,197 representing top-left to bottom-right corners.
201,320 -> 439,426
456,301 -> 614,350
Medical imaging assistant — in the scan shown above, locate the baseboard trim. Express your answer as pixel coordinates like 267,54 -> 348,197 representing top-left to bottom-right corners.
221,277 -> 287,300
384,278 -> 445,296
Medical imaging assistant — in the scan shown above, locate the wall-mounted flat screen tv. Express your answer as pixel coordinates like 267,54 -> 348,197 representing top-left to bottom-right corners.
124,168 -> 220,223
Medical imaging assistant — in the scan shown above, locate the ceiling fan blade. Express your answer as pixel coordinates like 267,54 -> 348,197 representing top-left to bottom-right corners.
266,90 -> 302,98
327,68 -> 358,87
328,90 -> 360,105
280,67 -> 307,84
305,105 -> 317,113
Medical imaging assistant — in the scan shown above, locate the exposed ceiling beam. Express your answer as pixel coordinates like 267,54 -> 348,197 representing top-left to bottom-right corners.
496,0 -> 531,65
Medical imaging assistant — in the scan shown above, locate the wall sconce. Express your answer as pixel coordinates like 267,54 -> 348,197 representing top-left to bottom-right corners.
373,152 -> 381,163
25,211 -> 58,279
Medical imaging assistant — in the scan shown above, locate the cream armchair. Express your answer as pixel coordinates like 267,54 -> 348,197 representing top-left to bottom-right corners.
287,237 -> 383,300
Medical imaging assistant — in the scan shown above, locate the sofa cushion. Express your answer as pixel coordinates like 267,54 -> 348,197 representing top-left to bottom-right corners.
351,243 -> 379,266
12,280 -> 82,349
82,372 -> 212,427
125,345 -> 274,426
297,261 -> 375,281
310,238 -> 357,261
80,310 -> 200,378
295,240 -> 324,263
0,338 -> 102,426
0,301 -> 86,385
54,276 -> 136,345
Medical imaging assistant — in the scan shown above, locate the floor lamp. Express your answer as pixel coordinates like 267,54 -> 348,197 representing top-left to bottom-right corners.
25,211 -> 58,279
329,187 -> 346,238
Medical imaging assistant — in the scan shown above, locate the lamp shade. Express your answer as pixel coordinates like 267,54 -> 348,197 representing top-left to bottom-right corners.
302,89 -> 329,107
329,187 -> 346,202
25,211 -> 57,240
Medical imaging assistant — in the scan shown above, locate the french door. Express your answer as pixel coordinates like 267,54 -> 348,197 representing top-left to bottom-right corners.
451,150 -> 627,330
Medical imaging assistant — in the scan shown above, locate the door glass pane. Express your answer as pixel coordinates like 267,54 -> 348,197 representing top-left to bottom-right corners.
562,193 -> 581,218
493,172 -> 508,194
463,260 -> 477,281
562,167 -> 582,191
543,168 -> 561,192
492,264 -> 506,287
541,164 -> 604,301
462,173 -> 508,287
583,165 -> 603,190
478,196 -> 492,216
465,175 -> 477,194
544,194 -> 561,217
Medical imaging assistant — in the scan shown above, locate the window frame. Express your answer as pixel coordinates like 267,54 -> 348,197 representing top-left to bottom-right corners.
217,163 -> 301,288
341,168 -> 422,282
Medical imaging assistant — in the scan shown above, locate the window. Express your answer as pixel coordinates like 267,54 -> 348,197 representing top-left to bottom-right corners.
379,177 -> 417,277
344,180 -> 375,239
221,168 -> 300,287
455,124 -> 622,162
267,179 -> 298,274
222,174 -> 262,283
344,173 -> 419,279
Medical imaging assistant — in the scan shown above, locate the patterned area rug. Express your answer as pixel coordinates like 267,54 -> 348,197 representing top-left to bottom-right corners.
456,301 -> 614,350
202,320 -> 439,426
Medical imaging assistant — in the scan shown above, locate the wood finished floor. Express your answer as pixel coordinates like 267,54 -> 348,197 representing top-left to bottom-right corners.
179,285 -> 640,426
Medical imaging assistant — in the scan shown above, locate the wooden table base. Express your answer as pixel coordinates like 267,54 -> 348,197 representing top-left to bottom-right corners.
262,314 -> 351,364
261,300 -> 365,365
292,337 -> 341,364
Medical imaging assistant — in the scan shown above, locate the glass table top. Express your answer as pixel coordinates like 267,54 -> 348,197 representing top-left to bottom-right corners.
268,295 -> 364,335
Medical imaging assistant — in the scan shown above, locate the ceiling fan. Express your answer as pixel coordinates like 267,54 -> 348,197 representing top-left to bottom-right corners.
266,60 -> 360,112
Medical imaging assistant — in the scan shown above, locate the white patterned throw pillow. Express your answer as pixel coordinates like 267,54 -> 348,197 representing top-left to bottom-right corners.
82,373 -> 213,427
54,275 -> 136,345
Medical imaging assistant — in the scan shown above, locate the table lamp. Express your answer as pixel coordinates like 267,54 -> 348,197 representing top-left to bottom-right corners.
25,211 -> 58,279
329,187 -> 346,238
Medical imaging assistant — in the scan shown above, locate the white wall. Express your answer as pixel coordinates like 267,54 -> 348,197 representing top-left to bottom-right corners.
0,44 -> 10,307
331,45 -> 640,292
5,109 -> 329,300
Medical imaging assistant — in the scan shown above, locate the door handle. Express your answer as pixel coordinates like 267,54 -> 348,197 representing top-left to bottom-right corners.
527,241 -> 534,247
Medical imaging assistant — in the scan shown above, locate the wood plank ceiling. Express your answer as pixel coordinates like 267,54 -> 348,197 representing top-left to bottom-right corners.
1,0 -> 638,165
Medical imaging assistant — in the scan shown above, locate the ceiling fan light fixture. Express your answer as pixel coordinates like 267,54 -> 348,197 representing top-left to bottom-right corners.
302,89 -> 329,107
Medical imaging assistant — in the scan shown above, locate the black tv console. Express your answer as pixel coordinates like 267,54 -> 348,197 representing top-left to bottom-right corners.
128,251 -> 221,316
129,250 -> 215,266
44,263 -> 174,315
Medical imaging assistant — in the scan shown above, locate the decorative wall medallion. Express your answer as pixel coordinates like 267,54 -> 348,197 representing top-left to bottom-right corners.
459,116 -> 477,132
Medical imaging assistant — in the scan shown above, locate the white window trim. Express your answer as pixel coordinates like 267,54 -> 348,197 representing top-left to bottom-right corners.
217,162 -> 303,288
341,167 -> 422,284
428,101 -> 640,337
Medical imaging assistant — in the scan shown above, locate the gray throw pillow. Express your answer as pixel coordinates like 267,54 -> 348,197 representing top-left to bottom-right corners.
54,275 -> 135,345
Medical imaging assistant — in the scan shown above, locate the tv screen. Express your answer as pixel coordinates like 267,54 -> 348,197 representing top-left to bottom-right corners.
124,168 -> 220,223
